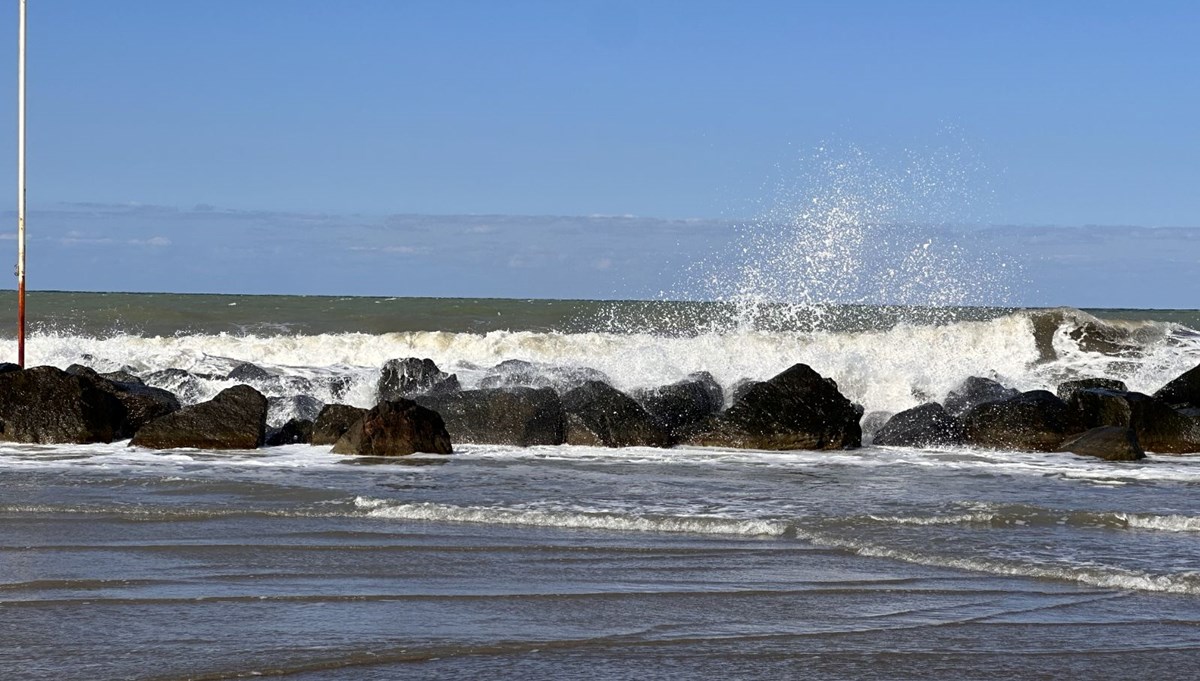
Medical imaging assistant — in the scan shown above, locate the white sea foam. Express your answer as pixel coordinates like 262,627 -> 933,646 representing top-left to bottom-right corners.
4,309 -> 1194,413
793,527 -> 1200,594
354,498 -> 790,537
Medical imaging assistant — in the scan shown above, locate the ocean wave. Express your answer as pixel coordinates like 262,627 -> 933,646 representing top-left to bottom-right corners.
0,308 -> 1194,415
353,498 -> 791,537
863,504 -> 1200,533
796,528 -> 1200,594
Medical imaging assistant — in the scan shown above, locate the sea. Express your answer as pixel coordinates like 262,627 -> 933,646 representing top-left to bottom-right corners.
2,291 -> 1200,680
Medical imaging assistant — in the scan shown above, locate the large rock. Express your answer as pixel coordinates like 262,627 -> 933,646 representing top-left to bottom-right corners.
1056,377 -> 1128,403
961,390 -> 1078,452
633,372 -> 724,443
311,404 -> 368,446
561,381 -> 667,448
873,402 -> 965,448
1067,388 -> 1200,454
1057,426 -> 1144,462
1154,363 -> 1200,409
415,387 -> 565,446
265,418 -> 315,446
944,377 -> 1020,417
67,364 -> 180,439
331,399 -> 452,456
227,362 -> 273,382
686,364 -> 861,450
130,384 -> 267,450
377,358 -> 460,402
0,366 -> 126,443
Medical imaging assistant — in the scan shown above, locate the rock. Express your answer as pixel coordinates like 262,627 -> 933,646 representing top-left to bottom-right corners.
944,377 -> 1020,417
265,418 -> 314,446
331,399 -> 452,456
874,403 -> 965,448
561,381 -> 667,448
686,364 -> 861,450
130,384 -> 267,450
142,368 -> 207,404
1154,363 -> 1200,409
961,390 -> 1078,452
1057,426 -> 1144,461
415,387 -> 565,446
67,364 -> 181,438
267,394 -> 324,428
0,362 -> 21,375
377,358 -> 460,402
478,360 -> 611,393
859,410 -> 894,444
311,404 -> 368,446
100,368 -> 144,385
1057,377 -> 1128,403
0,366 -> 126,444
729,378 -> 759,405
633,372 -> 724,443
227,362 -> 273,382
565,412 -> 605,446
1067,388 -> 1200,454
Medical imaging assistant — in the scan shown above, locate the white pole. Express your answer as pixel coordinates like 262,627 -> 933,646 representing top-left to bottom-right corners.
16,0 -> 25,367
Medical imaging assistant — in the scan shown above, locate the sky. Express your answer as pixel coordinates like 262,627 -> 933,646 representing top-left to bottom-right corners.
0,1 -> 1196,306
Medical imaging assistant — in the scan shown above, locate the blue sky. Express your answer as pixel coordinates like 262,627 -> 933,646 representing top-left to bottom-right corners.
0,1 -> 1197,306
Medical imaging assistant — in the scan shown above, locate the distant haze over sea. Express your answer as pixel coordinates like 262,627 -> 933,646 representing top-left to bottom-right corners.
2,203 -> 1197,309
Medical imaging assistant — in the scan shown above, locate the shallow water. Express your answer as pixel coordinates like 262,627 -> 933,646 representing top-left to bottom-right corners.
3,442 -> 1199,680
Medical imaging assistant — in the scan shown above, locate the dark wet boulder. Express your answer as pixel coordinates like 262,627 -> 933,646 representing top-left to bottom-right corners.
561,381 -> 667,448
102,369 -> 144,385
1057,426 -> 1144,462
265,418 -> 315,446
1067,388 -> 1200,454
0,362 -> 21,375
227,362 -> 273,382
859,410 -> 894,444
1056,377 -> 1128,403
311,403 -> 368,446
633,372 -> 724,443
130,384 -> 267,450
331,399 -> 452,456
66,364 -> 181,438
874,403 -> 965,448
267,394 -> 324,427
415,387 -> 565,446
961,390 -> 1078,452
1154,363 -> 1200,409
377,358 -> 460,402
686,364 -> 861,450
944,377 -> 1020,418
565,412 -> 605,446
0,366 -> 126,444
729,378 -> 759,405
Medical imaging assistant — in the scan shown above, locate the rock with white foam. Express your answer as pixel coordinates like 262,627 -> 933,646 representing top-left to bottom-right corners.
130,384 -> 267,450
416,387 -> 566,446
561,381 -> 668,448
961,390 -> 1079,452
1057,426 -> 1144,461
311,403 -> 368,445
686,363 -> 862,451
0,366 -> 126,444
874,402 -> 964,448
1154,363 -> 1200,410
331,399 -> 452,456
377,357 -> 460,402
944,376 -> 1019,418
